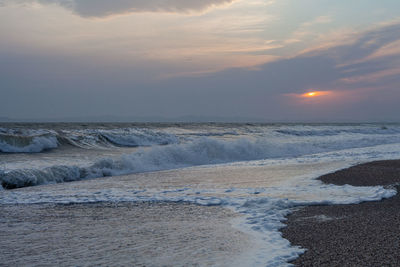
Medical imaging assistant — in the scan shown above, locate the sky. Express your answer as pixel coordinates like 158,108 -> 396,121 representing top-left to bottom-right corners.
1,0 -> 400,122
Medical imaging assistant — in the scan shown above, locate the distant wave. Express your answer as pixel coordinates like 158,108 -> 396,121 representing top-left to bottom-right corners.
276,126 -> 399,137
180,131 -> 239,137
3,133 -> 400,189
3,124 -> 398,153
0,128 -> 179,153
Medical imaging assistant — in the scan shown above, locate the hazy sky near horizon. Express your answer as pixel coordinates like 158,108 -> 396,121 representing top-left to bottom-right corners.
1,0 -> 400,122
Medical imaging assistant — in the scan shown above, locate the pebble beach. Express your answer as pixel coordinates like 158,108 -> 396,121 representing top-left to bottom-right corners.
282,160 -> 400,266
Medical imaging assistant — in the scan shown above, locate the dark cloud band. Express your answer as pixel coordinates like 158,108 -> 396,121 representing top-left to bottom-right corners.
3,0 -> 234,17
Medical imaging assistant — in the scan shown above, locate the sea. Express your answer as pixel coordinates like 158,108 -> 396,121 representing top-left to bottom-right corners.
1,123 -> 400,266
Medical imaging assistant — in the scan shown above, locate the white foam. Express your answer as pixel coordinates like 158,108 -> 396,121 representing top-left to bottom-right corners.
63,128 -> 179,148
2,123 -> 400,265
0,135 -> 59,153
0,167 -> 396,266
275,124 -> 400,136
3,135 -> 400,189
0,127 -> 179,152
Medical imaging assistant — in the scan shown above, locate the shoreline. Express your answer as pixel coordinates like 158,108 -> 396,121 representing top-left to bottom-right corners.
281,160 -> 400,266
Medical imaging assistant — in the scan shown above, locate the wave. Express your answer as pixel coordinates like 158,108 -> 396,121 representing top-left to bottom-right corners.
276,125 -> 400,137
0,134 -> 59,153
3,124 -> 399,153
0,128 -> 179,153
0,137 -> 270,188
3,133 -> 400,189
180,131 -> 239,137
99,129 -> 178,147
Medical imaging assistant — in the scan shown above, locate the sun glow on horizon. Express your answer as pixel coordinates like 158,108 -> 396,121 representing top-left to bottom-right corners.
301,91 -> 332,98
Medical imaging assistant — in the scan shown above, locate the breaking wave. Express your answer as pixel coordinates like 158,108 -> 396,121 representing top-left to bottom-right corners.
0,128 -> 179,153
0,137 -> 270,188
2,133 -> 400,189
0,134 -> 59,153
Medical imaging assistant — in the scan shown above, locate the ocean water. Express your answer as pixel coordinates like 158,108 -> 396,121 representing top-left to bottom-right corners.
1,123 -> 400,266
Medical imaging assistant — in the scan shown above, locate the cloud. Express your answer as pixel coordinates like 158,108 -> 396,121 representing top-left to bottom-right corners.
1,2 -> 400,122
289,22 -> 400,90
301,16 -> 332,28
291,15 -> 333,40
159,21 -> 400,121
305,22 -> 400,63
7,0 -> 235,17
162,22 -> 400,102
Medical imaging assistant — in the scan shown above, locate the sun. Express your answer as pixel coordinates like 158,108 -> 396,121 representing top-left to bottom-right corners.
301,91 -> 331,98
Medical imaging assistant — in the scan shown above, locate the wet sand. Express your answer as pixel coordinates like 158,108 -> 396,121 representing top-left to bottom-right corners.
282,160 -> 400,266
0,202 -> 253,266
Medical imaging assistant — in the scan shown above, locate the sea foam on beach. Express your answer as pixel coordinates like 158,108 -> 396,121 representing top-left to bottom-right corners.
1,123 -> 400,266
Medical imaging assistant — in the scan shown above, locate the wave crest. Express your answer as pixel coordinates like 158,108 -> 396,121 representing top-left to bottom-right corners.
0,134 -> 59,153
0,128 -> 179,153
0,137 -> 277,188
2,132 -> 400,189
276,126 -> 400,137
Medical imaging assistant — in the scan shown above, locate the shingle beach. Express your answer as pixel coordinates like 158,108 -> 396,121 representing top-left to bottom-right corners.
282,160 -> 400,266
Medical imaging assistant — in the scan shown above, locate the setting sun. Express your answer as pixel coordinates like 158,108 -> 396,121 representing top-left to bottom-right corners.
301,91 -> 331,98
